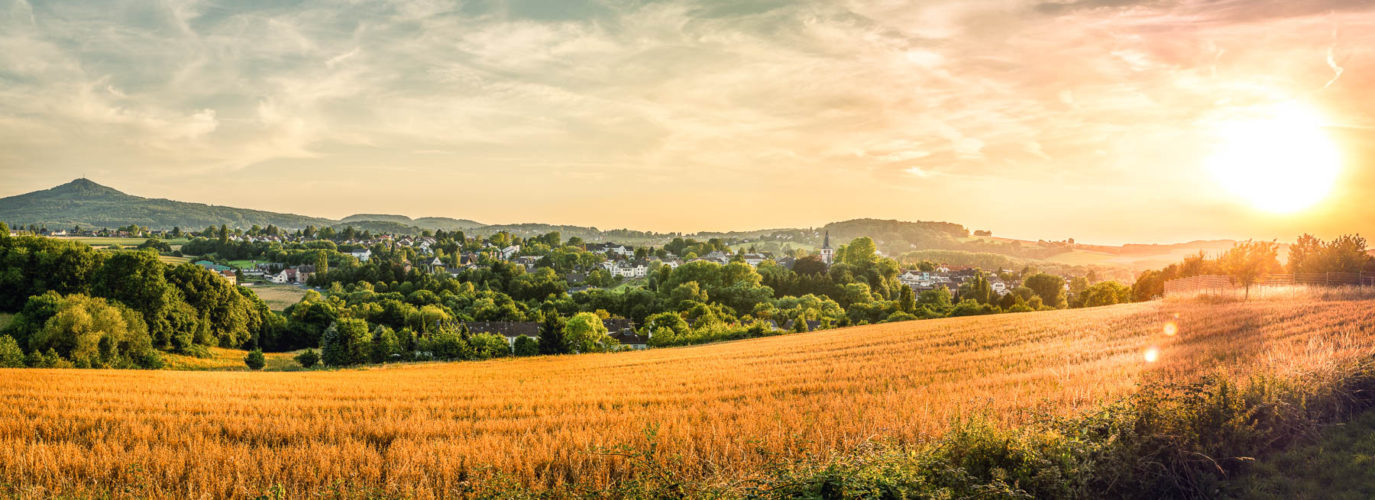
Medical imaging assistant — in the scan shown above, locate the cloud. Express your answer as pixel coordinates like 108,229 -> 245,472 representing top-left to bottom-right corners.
0,0 -> 1373,241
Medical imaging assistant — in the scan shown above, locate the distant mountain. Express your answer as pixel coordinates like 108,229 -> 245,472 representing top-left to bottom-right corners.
339,214 -> 485,232
0,179 -> 333,230
339,214 -> 415,225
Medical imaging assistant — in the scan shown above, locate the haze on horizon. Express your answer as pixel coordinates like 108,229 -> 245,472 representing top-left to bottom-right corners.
1,0 -> 1373,245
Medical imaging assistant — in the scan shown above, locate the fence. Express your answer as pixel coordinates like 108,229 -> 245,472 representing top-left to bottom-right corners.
1163,272 -> 1375,298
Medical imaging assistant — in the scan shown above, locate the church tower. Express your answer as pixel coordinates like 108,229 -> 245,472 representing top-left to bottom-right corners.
819,231 -> 834,265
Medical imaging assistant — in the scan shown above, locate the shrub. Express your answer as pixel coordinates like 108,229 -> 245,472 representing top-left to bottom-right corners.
295,349 -> 319,368
513,335 -> 539,356
0,335 -> 24,367
244,349 -> 266,370
469,333 -> 512,360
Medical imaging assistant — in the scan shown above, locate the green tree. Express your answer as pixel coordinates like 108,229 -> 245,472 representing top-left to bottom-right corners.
28,294 -> 159,368
0,335 -> 23,367
244,349 -> 266,370
513,335 -> 539,356
92,251 -> 177,345
843,237 -> 878,267
1023,273 -> 1066,308
562,312 -> 609,353
295,349 -> 320,368
538,312 -> 567,354
469,333 -> 511,359
321,318 -> 372,366
898,285 -> 916,314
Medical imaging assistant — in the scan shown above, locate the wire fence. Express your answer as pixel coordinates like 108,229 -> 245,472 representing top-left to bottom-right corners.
1164,272 -> 1375,299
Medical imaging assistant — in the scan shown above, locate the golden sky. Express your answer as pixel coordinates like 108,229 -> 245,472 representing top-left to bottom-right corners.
0,0 -> 1372,244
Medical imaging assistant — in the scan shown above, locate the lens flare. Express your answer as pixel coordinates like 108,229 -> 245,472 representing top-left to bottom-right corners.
1144,347 -> 1160,363
1163,321 -> 1178,336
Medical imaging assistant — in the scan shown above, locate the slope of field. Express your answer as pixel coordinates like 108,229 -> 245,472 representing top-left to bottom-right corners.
2,297 -> 1374,498
162,348 -> 304,371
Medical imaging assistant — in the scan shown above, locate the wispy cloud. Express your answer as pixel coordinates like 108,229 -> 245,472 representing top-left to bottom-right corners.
0,0 -> 1372,242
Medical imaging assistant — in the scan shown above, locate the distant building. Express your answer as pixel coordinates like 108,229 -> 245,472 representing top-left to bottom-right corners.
819,231 -> 834,265
350,249 -> 372,262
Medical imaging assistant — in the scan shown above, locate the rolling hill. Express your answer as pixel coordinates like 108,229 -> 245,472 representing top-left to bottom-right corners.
0,179 -> 333,230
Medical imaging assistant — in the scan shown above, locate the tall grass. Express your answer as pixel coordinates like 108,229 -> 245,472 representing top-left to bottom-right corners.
2,297 -> 1374,497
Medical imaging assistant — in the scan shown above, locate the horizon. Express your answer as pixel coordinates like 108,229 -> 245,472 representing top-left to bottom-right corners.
2,1 -> 1373,245
4,177 -> 1262,246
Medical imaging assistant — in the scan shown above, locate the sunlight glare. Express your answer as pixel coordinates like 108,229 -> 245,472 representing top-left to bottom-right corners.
1144,346 -> 1160,363
1163,321 -> 1177,336
1204,102 -> 1342,213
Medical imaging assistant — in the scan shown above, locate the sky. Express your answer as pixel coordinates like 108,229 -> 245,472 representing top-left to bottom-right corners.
0,0 -> 1372,244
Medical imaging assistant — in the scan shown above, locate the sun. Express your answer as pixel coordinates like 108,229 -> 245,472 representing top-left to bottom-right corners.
1204,102 -> 1342,213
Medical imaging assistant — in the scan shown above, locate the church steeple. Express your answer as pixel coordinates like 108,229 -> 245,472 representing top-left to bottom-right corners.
819,230 -> 834,265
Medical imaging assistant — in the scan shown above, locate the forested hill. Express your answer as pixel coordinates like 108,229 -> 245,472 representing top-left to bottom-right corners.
0,179 -> 334,230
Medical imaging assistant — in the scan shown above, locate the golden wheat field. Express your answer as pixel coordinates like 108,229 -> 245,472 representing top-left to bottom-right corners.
3,295 -> 1375,498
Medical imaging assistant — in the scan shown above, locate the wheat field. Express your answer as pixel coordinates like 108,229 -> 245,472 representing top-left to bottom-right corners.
3,296 -> 1374,498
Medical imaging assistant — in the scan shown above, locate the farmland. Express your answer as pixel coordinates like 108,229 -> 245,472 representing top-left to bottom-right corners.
243,283 -> 310,311
162,347 -> 304,371
2,296 -> 1374,498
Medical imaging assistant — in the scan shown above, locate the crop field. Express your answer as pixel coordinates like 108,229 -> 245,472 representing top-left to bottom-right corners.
53,236 -> 191,247
2,296 -> 1374,498
162,348 -> 305,371
244,283 -> 310,311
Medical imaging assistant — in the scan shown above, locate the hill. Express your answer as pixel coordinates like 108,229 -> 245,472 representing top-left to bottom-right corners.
0,179 -> 333,230
2,296 -> 1371,497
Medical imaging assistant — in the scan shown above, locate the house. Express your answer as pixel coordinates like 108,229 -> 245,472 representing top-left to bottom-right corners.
610,262 -> 648,279
516,255 -> 542,270
218,270 -> 238,286
351,249 -> 372,262
463,321 -> 541,347
500,245 -> 520,260
741,253 -> 768,267
269,268 -> 296,284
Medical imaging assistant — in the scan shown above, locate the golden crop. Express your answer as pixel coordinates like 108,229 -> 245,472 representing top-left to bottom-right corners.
2,296 -> 1373,498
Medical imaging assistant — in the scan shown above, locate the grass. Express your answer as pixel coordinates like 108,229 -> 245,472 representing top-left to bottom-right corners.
55,236 -> 191,247
243,283 -> 309,311
162,347 -> 304,371
157,255 -> 190,265
1,296 -> 1374,497
227,259 -> 264,269
1225,408 -> 1375,499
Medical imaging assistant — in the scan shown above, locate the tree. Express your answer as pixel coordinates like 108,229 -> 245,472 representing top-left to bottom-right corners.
538,312 -> 567,355
843,237 -> 878,267
898,285 -> 916,314
321,318 -> 372,366
1023,273 -> 1066,308
469,333 -> 511,359
792,255 -> 827,276
244,349 -> 266,370
562,312 -> 609,353
1082,281 -> 1131,307
295,349 -> 320,368
1220,240 -> 1280,299
92,251 -> 177,345
27,293 -> 160,368
513,335 -> 539,356
0,335 -> 23,367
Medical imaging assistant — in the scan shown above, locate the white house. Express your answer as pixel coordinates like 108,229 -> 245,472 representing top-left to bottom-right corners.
351,249 -> 372,262
500,245 -> 520,260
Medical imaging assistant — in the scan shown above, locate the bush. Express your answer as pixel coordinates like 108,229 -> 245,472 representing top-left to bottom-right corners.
243,349 -> 266,370
513,335 -> 539,356
469,332 -> 511,359
0,335 -> 24,367
295,349 -> 320,368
